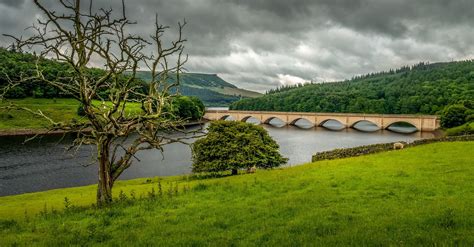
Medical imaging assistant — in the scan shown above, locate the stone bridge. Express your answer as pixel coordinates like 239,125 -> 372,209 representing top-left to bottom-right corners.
204,110 -> 440,132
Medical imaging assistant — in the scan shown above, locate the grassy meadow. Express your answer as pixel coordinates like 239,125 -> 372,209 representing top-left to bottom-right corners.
0,98 -> 142,130
0,141 -> 473,245
446,122 -> 474,136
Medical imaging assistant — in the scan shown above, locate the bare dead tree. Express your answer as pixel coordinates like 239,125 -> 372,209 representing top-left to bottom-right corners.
1,0 -> 195,206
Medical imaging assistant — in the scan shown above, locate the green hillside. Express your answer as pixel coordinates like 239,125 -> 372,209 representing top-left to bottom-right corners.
230,61 -> 474,114
135,71 -> 261,106
0,48 -> 260,107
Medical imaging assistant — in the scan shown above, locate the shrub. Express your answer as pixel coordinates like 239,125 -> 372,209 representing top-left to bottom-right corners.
440,104 -> 468,128
77,104 -> 86,116
192,121 -> 287,174
171,96 -> 205,121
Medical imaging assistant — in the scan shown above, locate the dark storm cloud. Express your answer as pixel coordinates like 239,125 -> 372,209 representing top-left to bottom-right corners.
1,0 -> 474,92
0,0 -> 25,8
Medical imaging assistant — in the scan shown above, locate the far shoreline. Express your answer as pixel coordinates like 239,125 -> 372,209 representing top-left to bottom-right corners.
0,120 -> 207,137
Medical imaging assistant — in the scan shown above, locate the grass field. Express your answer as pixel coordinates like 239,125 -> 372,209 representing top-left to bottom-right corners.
0,98 -> 142,130
0,142 -> 473,245
446,122 -> 474,136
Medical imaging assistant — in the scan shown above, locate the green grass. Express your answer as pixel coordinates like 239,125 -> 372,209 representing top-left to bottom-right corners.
446,122 -> 474,136
0,142 -> 473,245
0,98 -> 142,130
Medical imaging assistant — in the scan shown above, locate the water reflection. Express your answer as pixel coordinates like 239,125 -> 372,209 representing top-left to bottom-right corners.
266,118 -> 286,127
386,122 -> 418,133
291,118 -> 314,129
243,116 -> 261,125
352,121 -> 380,132
320,119 -> 345,131
222,115 -> 235,121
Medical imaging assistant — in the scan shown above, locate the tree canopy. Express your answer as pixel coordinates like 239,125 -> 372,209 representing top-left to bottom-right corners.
192,121 -> 287,174
440,103 -> 473,128
171,96 -> 205,121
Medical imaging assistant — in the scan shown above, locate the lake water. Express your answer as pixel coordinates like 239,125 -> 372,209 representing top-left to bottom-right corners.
0,120 -> 434,196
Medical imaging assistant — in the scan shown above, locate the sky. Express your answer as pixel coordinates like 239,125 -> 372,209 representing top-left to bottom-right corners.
1,0 -> 474,92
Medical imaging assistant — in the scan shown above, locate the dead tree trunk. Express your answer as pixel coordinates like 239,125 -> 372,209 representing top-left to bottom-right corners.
97,137 -> 113,206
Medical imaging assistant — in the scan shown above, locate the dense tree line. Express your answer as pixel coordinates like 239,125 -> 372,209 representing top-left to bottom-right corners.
0,48 -> 147,99
231,61 -> 474,115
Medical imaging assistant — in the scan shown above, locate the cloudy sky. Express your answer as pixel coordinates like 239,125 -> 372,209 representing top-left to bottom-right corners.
1,0 -> 474,92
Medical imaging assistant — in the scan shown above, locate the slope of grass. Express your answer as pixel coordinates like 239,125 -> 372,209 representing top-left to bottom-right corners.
446,122 -> 474,136
0,98 -> 142,130
1,142 -> 473,245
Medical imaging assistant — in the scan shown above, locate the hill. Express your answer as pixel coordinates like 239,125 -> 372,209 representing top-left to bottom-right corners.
135,71 -> 261,106
0,48 -> 260,106
0,141 -> 473,245
230,61 -> 474,114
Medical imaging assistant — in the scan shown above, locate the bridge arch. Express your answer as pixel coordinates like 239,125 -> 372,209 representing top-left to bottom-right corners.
350,120 -> 381,132
241,115 -> 261,124
289,117 -> 315,128
219,115 -> 234,121
289,117 -> 314,125
385,121 -> 419,133
240,116 -> 253,122
263,116 -> 287,126
319,119 -> 346,130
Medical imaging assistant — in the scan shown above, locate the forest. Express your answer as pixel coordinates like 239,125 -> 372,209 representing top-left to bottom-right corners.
231,61 -> 474,115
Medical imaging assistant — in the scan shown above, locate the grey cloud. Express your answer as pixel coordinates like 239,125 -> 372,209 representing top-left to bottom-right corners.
0,0 -> 24,8
1,0 -> 474,92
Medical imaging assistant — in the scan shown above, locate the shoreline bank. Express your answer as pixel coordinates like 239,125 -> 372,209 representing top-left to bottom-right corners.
0,121 -> 207,137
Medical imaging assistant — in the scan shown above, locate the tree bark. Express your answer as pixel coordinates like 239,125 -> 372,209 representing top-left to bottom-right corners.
97,138 -> 113,206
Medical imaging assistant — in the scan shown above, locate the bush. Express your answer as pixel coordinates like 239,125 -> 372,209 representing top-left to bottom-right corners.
77,104 -> 86,116
192,121 -> 287,174
4,86 -> 26,98
440,104 -> 468,128
172,96 -> 205,121
466,114 -> 474,123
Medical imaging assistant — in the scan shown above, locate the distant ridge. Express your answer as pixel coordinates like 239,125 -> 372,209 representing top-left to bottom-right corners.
135,71 -> 261,106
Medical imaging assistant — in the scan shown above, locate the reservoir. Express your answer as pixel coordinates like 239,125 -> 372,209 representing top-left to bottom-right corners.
0,120 -> 434,196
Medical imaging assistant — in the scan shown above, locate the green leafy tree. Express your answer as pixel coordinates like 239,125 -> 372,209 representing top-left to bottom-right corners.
192,121 -> 287,175
441,104 -> 468,128
171,96 -> 205,120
